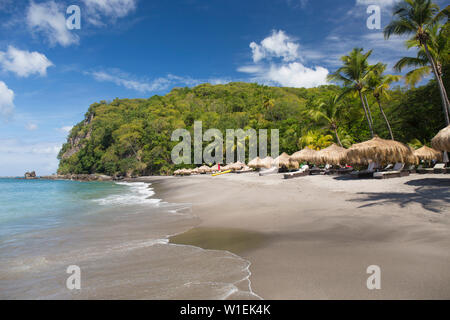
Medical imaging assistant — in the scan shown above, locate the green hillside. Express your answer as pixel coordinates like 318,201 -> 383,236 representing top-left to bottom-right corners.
57,80 -> 446,177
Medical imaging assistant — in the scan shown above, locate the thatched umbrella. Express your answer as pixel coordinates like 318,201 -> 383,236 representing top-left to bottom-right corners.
248,157 -> 262,169
346,136 -> 416,165
229,161 -> 245,172
180,169 -> 191,176
432,125 -> 450,151
273,153 -> 297,170
198,165 -> 211,174
414,146 -> 442,162
260,156 -> 274,169
313,144 -> 348,166
291,147 -> 317,163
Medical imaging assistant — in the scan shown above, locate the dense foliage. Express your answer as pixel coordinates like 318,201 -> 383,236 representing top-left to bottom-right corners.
57,78 -> 448,176
58,1 -> 449,177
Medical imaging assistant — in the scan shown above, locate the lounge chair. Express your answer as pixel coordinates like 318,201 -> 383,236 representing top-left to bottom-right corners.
351,162 -> 378,178
434,163 -> 446,174
374,163 -> 408,179
259,167 -> 278,176
405,164 -> 416,174
336,166 -> 353,175
417,163 -> 445,174
284,166 -> 310,179
309,166 -> 324,175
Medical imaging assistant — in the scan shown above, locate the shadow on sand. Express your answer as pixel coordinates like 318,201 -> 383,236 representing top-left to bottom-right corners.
347,177 -> 450,213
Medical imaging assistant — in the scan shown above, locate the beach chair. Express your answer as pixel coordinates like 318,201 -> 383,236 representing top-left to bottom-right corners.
434,163 -> 446,174
405,164 -> 416,174
309,166 -> 324,175
374,163 -> 407,179
259,167 -> 279,176
351,162 -> 378,178
417,163 -> 445,174
236,168 -> 254,174
284,166 -> 310,179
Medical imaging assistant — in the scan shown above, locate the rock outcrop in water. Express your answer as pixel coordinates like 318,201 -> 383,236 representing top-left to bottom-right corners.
24,171 -> 37,179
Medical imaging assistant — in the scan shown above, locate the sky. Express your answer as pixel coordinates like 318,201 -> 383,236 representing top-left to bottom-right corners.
0,0 -> 446,176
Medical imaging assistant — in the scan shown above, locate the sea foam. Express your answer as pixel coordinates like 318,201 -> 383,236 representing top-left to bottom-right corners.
94,182 -> 161,206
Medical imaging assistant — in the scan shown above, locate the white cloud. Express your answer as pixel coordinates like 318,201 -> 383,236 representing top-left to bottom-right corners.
0,81 -> 14,117
0,46 -> 53,77
0,139 -> 62,176
90,70 -> 173,92
83,0 -> 137,25
26,1 -> 79,47
88,70 -> 232,93
0,139 -> 61,156
26,123 -> 38,131
59,126 -> 73,134
250,30 -> 300,63
239,30 -> 329,88
240,62 -> 329,88
266,63 -> 329,88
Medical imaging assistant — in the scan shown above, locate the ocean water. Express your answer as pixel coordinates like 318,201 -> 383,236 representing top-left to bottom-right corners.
0,178 -> 258,299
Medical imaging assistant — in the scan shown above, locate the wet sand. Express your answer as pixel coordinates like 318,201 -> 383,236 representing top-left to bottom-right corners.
149,173 -> 450,299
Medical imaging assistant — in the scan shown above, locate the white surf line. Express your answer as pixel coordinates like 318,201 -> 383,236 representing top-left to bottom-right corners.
148,184 -> 265,300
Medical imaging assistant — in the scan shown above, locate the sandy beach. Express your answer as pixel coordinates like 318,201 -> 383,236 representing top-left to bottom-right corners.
144,173 -> 450,299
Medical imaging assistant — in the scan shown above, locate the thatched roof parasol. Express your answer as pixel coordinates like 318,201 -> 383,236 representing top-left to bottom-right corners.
346,136 -> 416,165
313,144 -> 348,165
260,156 -> 274,169
274,153 -> 290,168
248,157 -> 262,169
432,125 -> 450,151
198,165 -> 211,174
229,161 -> 245,171
273,153 -> 297,169
179,169 -> 191,176
414,146 -> 442,162
291,147 -> 317,163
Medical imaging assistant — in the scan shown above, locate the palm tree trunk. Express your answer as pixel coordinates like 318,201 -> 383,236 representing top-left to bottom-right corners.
437,75 -> 450,116
423,42 -> 450,125
359,90 -> 374,137
376,97 -> 394,140
364,95 -> 374,127
333,127 -> 343,147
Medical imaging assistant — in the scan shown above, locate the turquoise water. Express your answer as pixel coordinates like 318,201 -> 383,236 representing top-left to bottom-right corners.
0,178 -> 258,299
0,178 -> 149,238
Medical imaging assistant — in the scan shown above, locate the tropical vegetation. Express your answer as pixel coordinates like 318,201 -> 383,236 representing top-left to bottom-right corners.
57,0 -> 449,176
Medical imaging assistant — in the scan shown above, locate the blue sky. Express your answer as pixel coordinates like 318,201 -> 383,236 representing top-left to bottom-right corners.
0,0 -> 446,176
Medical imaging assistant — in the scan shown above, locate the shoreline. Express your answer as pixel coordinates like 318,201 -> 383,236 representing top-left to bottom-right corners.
144,173 -> 450,299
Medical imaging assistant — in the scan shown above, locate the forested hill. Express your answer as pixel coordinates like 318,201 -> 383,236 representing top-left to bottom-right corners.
57,81 -> 446,176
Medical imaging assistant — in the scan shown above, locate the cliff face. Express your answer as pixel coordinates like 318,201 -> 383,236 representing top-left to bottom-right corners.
60,113 -> 94,160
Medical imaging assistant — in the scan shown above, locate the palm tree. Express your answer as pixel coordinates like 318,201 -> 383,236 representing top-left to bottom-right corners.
395,23 -> 446,87
327,48 -> 380,137
306,95 -> 344,147
384,0 -> 450,125
298,130 -> 333,151
263,95 -> 275,120
367,64 -> 402,140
